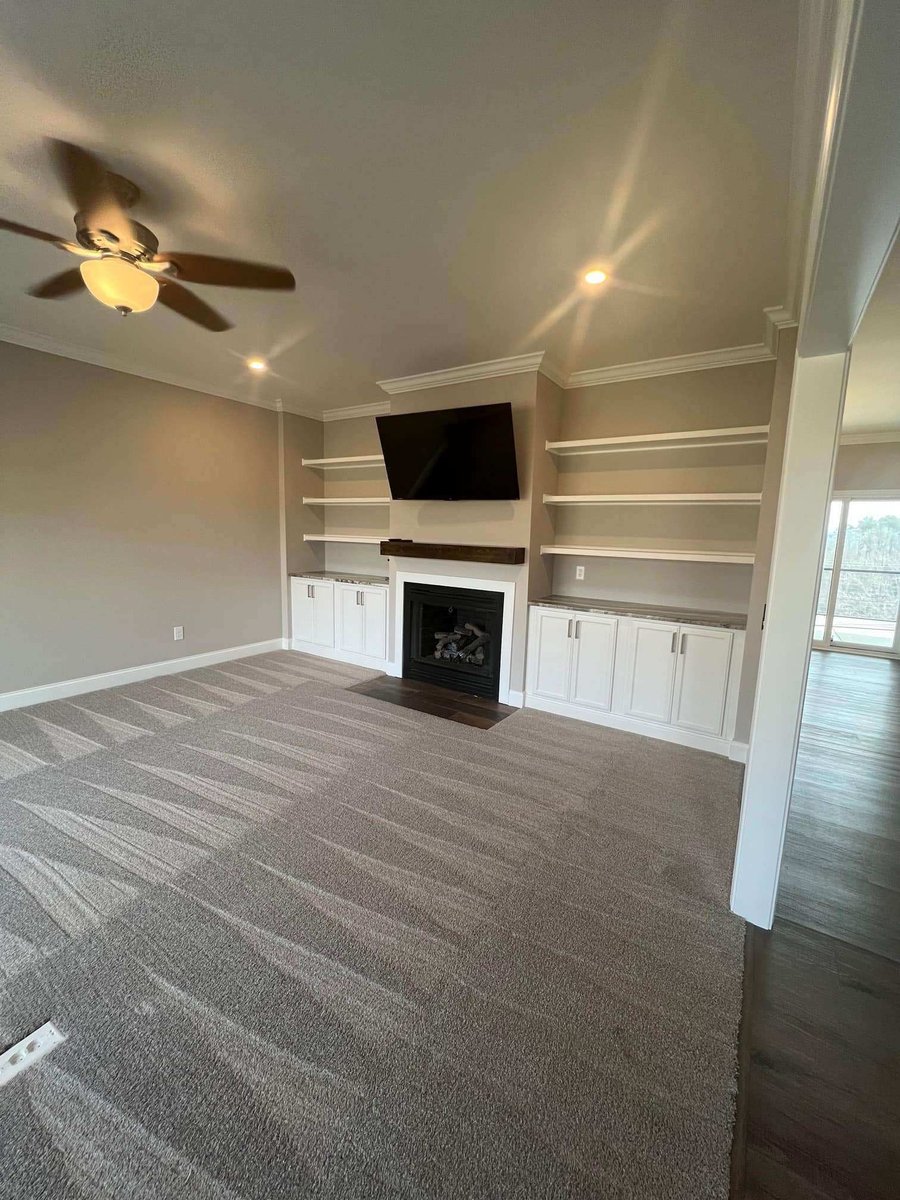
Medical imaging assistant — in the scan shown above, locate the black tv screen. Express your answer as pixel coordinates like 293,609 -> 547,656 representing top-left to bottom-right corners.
376,402 -> 520,501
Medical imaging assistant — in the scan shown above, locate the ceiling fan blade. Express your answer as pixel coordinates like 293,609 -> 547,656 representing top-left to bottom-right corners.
157,280 -> 233,331
28,268 -> 85,299
158,252 -> 295,290
0,217 -> 67,246
47,139 -> 133,245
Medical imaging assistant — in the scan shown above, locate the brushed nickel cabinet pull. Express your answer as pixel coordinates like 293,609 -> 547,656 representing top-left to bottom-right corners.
670,631 -> 677,652
567,619 -> 573,638
574,620 -> 581,639
679,632 -> 686,654
307,584 -> 314,600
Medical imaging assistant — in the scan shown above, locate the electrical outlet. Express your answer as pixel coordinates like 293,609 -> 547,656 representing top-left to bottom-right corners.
0,1022 -> 66,1088
173,626 -> 184,641
575,565 -> 585,581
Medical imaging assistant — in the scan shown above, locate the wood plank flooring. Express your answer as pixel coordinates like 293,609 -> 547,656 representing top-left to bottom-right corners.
736,651 -> 900,1199
348,675 -> 517,728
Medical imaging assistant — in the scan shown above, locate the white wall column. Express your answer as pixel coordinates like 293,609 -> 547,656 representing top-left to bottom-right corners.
730,351 -> 849,928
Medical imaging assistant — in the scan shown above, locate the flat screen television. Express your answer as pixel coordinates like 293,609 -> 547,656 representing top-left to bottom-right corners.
375,402 -> 519,501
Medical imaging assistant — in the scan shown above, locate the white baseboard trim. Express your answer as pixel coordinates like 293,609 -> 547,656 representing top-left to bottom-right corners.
290,639 -> 389,672
0,638 -> 289,713
506,689 -> 525,708
524,693 -> 733,757
729,741 -> 749,764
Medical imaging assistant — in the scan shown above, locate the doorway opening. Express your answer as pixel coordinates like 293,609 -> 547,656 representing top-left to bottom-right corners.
813,495 -> 900,656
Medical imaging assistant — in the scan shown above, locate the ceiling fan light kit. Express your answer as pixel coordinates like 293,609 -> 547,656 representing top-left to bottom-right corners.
80,256 -> 160,315
0,139 -> 296,331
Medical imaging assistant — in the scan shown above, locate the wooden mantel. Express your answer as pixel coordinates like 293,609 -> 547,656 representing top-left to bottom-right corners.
379,540 -> 526,565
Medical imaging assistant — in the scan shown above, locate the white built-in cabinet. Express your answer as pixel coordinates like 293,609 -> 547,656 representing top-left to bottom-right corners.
290,577 -> 389,668
526,603 -> 743,755
335,583 -> 388,661
291,579 -> 335,647
528,608 -> 618,711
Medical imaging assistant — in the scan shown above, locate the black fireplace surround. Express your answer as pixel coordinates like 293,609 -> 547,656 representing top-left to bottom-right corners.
402,582 -> 504,699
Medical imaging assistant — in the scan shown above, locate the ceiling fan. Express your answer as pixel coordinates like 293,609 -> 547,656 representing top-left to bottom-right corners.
0,140 -> 295,331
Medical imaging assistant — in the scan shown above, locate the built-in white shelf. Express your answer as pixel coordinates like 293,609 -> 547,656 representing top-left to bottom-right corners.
545,425 -> 769,456
302,534 -> 383,544
542,492 -> 762,506
540,544 -> 756,564
302,496 -> 390,506
301,454 -> 385,468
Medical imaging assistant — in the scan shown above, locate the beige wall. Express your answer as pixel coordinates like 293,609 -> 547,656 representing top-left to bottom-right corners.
550,360 -> 775,612
734,329 -> 797,742
528,374 -> 563,601
559,361 -> 775,439
834,440 -> 900,490
0,343 -> 283,694
317,415 -> 389,575
282,410 -> 325,577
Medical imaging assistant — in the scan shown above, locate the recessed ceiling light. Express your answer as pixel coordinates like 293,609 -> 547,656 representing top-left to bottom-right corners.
246,357 -> 268,373
584,269 -> 607,285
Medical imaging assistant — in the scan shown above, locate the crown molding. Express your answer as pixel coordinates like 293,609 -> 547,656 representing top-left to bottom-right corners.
320,400 -> 390,422
0,323 -> 281,411
565,343 -> 775,389
840,429 -> 900,445
377,351 -> 548,394
763,306 -> 798,355
537,356 -> 567,388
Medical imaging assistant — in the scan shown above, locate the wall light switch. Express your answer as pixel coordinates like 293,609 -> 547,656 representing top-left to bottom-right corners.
173,626 -> 184,641
575,565 -> 585,581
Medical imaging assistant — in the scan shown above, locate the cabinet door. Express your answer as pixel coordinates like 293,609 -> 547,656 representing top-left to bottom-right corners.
312,583 -> 335,647
336,584 -> 365,654
624,620 -> 679,723
672,627 -> 733,736
362,587 -> 387,660
569,615 -> 617,711
292,580 -> 334,647
529,609 -> 573,701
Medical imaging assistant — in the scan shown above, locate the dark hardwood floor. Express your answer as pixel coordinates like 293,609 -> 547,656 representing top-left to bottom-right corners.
737,651 -> 900,1199
348,675 -> 516,728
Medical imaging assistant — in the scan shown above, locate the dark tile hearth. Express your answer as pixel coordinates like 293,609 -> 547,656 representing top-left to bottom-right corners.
348,675 -> 516,728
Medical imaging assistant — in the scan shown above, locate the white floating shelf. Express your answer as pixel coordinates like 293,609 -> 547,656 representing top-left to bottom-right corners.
540,544 -> 756,564
302,496 -> 390,506
302,534 -> 383,544
301,454 -> 385,468
545,425 -> 769,456
542,492 -> 762,506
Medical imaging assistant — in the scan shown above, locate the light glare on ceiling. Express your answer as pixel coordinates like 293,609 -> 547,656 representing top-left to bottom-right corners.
246,357 -> 268,373
79,257 -> 159,314
584,269 -> 607,285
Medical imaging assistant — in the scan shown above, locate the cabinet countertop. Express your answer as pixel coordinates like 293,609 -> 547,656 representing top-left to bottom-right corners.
290,571 -> 389,587
531,594 -> 747,630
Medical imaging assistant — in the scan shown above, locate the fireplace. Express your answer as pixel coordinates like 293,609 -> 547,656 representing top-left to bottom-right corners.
402,581 -> 504,699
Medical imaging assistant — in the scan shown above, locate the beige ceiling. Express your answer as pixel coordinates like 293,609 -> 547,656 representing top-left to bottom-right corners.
0,0 -> 798,414
843,236 -> 900,433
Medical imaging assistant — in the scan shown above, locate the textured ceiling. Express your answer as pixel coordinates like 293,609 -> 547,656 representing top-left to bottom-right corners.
0,0 -> 799,413
843,237 -> 900,433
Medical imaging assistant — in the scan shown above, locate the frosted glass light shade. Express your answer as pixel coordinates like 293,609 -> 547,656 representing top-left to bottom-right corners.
80,257 -> 159,313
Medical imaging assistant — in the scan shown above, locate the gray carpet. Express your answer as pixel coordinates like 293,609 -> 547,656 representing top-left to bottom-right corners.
0,650 -> 745,1199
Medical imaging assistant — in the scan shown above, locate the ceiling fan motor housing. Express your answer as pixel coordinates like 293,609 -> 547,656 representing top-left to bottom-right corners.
74,212 -> 159,260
